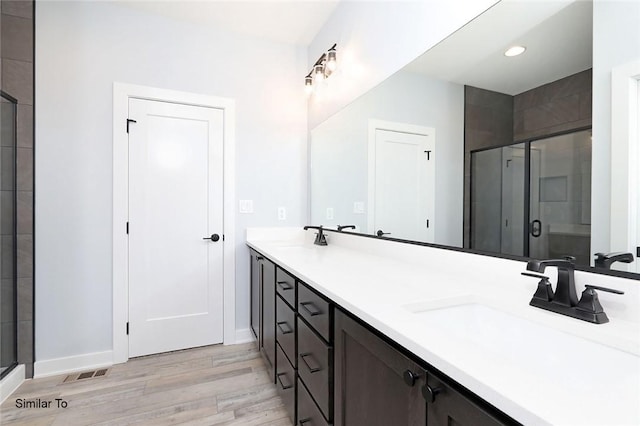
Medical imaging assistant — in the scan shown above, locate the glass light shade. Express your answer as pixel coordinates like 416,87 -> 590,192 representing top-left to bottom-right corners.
326,50 -> 337,72
314,64 -> 325,82
304,76 -> 313,94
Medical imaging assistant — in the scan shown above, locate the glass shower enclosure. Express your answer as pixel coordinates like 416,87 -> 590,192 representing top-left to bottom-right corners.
1,91 -> 18,378
471,129 -> 592,266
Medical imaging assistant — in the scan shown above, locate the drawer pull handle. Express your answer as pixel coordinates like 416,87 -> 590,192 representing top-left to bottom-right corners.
277,280 -> 293,291
276,372 -> 293,390
300,301 -> 322,316
299,419 -> 312,425
300,352 -> 322,373
276,321 -> 293,335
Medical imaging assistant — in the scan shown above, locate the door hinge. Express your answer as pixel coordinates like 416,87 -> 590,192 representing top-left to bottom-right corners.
126,119 -> 137,134
126,222 -> 129,234
223,234 -> 225,241
637,247 -> 640,258
126,322 -> 129,335
426,219 -> 430,228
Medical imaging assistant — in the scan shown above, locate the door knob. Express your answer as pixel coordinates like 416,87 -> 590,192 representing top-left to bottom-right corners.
202,234 -> 221,242
403,369 -> 421,387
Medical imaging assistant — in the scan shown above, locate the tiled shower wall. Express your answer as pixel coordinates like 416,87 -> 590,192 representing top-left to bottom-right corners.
1,0 -> 34,378
463,69 -> 592,249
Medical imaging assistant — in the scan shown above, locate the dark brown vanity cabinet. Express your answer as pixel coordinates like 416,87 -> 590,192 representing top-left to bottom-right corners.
249,248 -> 516,426
425,372 -> 510,426
334,309 -> 516,426
249,250 -> 262,343
249,249 -> 276,382
334,309 -> 426,426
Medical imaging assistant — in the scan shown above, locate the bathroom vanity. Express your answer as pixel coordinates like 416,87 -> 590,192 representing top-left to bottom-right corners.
247,228 -> 640,426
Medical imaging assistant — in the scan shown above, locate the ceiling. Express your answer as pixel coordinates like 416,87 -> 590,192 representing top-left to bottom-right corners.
406,0 -> 593,95
115,0 -> 340,46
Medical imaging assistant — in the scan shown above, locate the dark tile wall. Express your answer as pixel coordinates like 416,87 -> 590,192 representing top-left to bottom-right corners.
514,69 -> 592,142
1,0 -> 34,378
463,86 -> 513,248
463,70 -> 592,249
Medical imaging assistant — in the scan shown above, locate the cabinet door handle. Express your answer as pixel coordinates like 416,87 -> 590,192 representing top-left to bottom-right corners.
403,369 -> 421,387
300,301 -> 322,316
422,384 -> 443,403
276,321 -> 293,335
277,280 -> 293,291
300,352 -> 322,373
276,372 -> 293,390
299,419 -> 311,425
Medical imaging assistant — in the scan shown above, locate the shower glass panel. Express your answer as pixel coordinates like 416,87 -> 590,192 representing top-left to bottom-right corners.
529,130 -> 592,266
471,143 -> 526,256
1,92 -> 17,378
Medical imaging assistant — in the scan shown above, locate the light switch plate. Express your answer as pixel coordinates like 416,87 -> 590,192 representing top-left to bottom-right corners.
278,207 -> 286,221
239,200 -> 253,213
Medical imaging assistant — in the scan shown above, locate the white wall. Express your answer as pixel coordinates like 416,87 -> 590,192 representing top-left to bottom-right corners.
306,0 -> 498,129
35,2 -> 308,362
310,70 -> 464,246
592,0 -> 640,256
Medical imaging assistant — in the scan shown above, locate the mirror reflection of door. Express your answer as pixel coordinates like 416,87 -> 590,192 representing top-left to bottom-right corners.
471,129 -> 592,265
371,128 -> 435,242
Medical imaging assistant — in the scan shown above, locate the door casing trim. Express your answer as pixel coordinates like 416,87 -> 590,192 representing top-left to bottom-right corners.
112,82 -> 236,364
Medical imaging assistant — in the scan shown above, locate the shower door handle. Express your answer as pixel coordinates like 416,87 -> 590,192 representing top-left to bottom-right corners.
530,220 -> 542,238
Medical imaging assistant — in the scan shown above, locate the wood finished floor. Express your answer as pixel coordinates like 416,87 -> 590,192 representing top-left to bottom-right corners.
1,343 -> 293,426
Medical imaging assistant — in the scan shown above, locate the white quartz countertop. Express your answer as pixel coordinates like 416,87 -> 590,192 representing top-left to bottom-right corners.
246,228 -> 640,426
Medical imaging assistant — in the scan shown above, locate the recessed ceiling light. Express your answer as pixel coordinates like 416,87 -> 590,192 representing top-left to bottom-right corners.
504,46 -> 526,57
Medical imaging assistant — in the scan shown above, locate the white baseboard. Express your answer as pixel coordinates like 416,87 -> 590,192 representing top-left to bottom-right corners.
234,328 -> 255,344
33,351 -> 113,379
1,364 -> 25,404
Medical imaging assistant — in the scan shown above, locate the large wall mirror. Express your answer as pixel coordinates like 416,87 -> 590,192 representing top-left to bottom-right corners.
310,0 -> 640,275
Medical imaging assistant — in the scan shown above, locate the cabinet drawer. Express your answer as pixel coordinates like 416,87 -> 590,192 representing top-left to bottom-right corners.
276,344 -> 296,425
298,378 -> 330,426
298,317 -> 333,421
276,295 -> 296,365
276,267 -> 296,308
298,282 -> 331,342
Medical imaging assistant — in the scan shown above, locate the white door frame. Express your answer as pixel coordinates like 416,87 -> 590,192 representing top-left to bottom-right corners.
367,119 -> 435,235
112,82 -> 236,364
610,61 -> 640,271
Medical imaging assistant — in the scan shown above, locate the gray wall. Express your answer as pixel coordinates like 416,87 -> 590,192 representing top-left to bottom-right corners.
1,0 -> 34,378
35,1 -> 308,364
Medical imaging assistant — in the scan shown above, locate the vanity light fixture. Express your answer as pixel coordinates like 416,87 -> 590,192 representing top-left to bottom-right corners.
304,43 -> 338,94
504,45 -> 526,57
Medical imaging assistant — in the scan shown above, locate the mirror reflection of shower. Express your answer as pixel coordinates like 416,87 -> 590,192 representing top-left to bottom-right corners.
1,91 -> 18,379
471,129 -> 592,266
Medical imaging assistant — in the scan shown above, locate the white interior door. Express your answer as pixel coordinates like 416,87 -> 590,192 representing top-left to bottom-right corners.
128,98 -> 224,358
373,129 -> 435,242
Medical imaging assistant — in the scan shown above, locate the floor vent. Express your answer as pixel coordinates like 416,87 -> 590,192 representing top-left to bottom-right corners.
63,368 -> 110,383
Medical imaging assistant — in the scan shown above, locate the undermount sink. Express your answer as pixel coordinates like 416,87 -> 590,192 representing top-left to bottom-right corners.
404,302 -> 640,424
404,302 -> 639,388
408,303 -> 639,362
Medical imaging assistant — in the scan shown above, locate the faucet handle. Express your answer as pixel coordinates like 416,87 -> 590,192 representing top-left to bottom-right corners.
575,285 -> 624,324
584,284 -> 624,295
521,272 -> 554,302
